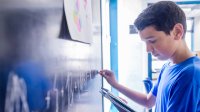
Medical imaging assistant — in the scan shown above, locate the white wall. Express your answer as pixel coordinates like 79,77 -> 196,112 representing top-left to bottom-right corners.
194,16 -> 200,51
118,0 -> 148,111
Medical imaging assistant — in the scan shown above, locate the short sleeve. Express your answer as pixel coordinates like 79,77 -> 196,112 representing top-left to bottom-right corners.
150,63 -> 168,96
151,74 -> 160,96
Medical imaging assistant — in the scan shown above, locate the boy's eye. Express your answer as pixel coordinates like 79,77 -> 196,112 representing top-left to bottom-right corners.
149,40 -> 156,43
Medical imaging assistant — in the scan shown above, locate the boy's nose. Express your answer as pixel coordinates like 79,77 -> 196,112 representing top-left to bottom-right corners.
146,44 -> 153,53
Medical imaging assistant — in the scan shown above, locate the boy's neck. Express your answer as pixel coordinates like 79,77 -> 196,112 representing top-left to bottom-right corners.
170,41 -> 194,64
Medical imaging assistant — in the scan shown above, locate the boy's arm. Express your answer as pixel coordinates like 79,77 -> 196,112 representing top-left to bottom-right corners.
99,69 -> 156,108
114,82 -> 156,109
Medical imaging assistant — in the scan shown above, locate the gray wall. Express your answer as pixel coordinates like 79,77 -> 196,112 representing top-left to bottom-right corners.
0,0 -> 102,112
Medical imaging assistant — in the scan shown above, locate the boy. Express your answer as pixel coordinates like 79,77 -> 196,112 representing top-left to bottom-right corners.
100,1 -> 200,111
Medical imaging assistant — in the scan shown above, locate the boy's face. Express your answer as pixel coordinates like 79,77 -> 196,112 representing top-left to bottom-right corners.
139,26 -> 178,60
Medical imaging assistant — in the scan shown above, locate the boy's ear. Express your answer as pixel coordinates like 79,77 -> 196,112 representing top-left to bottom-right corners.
173,23 -> 184,40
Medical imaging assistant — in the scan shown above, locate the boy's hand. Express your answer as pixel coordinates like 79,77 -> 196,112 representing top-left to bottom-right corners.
99,70 -> 118,87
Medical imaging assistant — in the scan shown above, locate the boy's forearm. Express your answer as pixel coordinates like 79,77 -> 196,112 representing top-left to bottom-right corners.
113,83 -> 151,108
